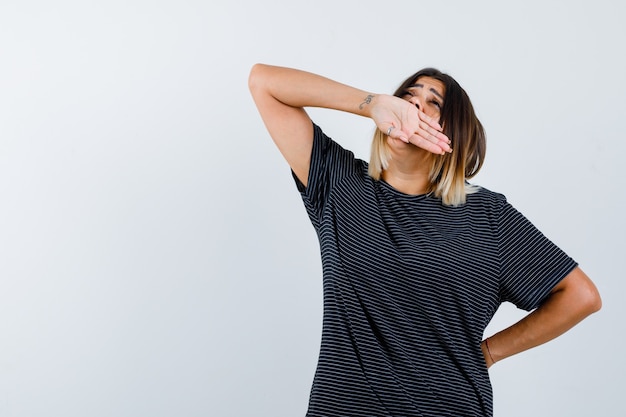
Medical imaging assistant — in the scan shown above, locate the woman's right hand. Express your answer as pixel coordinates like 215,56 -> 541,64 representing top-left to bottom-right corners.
369,94 -> 452,155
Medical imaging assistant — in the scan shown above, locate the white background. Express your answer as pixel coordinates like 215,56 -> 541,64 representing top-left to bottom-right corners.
1,1 -> 624,416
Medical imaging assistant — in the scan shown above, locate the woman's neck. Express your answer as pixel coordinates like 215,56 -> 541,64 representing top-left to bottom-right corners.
381,148 -> 432,195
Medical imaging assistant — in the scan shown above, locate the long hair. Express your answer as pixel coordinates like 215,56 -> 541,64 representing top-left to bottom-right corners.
369,68 -> 486,206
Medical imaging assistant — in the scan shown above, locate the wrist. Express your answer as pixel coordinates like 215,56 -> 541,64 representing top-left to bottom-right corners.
482,338 -> 496,368
357,92 -> 380,117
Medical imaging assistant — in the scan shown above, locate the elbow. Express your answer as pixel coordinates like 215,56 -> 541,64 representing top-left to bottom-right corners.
578,278 -> 602,316
557,267 -> 602,317
248,63 -> 268,94
587,286 -> 602,314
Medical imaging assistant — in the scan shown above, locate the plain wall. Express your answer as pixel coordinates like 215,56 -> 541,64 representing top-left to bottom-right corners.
0,1 -> 624,416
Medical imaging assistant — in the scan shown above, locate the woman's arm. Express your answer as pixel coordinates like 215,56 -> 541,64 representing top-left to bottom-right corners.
248,64 -> 450,186
482,266 -> 601,368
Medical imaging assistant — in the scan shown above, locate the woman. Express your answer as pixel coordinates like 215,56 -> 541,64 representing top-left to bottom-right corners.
248,63 -> 601,416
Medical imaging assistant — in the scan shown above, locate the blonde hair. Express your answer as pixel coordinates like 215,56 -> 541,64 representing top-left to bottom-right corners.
368,68 -> 486,206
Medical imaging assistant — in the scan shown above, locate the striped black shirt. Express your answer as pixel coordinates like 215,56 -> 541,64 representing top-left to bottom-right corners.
293,124 -> 577,417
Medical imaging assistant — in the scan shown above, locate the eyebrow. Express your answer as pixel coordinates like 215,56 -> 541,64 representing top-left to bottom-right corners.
408,83 -> 444,100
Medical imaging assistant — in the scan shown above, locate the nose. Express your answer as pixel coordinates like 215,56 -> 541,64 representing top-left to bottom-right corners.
407,95 -> 422,110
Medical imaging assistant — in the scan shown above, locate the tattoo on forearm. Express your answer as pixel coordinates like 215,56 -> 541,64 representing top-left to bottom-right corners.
359,94 -> 374,110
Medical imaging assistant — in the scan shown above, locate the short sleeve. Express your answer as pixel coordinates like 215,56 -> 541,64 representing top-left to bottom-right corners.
292,123 -> 359,230
497,199 -> 578,311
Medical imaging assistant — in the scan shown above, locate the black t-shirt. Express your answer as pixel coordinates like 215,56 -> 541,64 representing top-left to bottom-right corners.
293,124 -> 577,417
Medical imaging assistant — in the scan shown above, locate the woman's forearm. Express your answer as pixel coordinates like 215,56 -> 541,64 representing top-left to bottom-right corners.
249,64 -> 376,117
483,267 -> 601,367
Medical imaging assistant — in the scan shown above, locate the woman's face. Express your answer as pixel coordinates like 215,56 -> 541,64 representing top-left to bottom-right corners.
401,76 -> 445,120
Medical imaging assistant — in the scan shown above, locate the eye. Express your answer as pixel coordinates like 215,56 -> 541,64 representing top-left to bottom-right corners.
431,100 -> 442,109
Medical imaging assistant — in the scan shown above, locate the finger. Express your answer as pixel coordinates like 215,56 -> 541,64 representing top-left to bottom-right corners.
407,134 -> 449,155
417,112 -> 450,145
417,111 -> 443,131
417,121 -> 449,142
412,125 -> 452,153
414,125 -> 451,154
384,124 -> 409,143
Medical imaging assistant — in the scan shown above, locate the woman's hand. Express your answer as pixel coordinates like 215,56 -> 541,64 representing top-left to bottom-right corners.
369,94 -> 452,155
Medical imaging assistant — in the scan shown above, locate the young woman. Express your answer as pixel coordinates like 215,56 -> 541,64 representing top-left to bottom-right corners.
248,63 -> 601,416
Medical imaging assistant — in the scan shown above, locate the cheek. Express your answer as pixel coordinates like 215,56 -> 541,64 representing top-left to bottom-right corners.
425,108 -> 441,119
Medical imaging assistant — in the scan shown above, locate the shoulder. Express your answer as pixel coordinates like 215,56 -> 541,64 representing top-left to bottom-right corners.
300,122 -> 369,197
311,123 -> 368,176
465,184 -> 508,210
